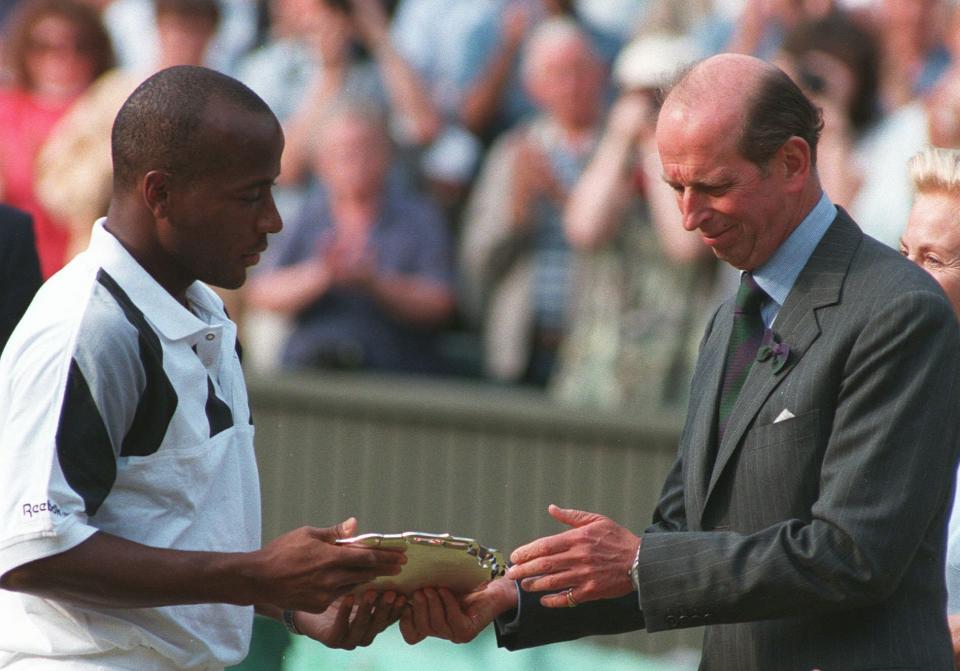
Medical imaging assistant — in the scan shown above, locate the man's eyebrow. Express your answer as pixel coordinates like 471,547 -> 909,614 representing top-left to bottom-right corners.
663,175 -> 734,189
236,177 -> 278,189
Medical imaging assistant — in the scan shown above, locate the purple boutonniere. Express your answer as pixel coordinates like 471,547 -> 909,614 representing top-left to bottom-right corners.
756,331 -> 791,374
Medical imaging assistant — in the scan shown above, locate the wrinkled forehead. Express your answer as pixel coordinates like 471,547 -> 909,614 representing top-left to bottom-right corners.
656,98 -> 741,155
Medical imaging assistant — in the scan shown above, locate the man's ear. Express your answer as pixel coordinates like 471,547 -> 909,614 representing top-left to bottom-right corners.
142,170 -> 174,220
779,136 -> 811,192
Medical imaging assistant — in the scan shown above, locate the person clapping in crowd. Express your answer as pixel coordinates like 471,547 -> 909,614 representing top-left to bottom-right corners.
246,100 -> 455,374
459,17 -> 607,386
549,30 -> 720,410
277,0 -> 441,193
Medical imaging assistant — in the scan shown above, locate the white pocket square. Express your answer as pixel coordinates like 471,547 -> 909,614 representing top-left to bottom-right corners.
774,408 -> 795,424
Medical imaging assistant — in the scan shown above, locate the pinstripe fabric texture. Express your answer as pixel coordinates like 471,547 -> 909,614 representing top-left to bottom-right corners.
499,211 -> 960,670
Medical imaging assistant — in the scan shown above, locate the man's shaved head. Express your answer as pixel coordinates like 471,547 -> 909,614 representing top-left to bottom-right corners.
111,65 -> 278,190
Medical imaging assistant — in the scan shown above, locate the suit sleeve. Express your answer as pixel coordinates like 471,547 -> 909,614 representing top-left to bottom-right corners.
636,288 -> 960,631
495,587 -> 645,650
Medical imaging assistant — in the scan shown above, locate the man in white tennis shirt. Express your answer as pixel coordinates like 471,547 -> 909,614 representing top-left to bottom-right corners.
0,65 -> 406,670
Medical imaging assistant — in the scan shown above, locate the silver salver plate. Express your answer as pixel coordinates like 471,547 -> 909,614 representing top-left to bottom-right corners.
335,532 -> 505,596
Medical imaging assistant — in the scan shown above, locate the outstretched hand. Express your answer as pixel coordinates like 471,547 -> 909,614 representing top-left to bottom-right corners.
252,517 -> 406,613
399,577 -> 517,645
506,505 -> 640,608
297,590 -> 406,649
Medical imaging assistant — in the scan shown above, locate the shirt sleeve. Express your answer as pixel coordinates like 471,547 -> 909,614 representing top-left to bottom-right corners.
0,285 -> 145,578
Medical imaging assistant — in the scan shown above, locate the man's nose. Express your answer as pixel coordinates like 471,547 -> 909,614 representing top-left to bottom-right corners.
259,195 -> 283,234
679,189 -> 707,231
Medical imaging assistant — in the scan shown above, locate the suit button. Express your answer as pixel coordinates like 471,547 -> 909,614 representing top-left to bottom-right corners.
678,615 -> 689,626
665,615 -> 678,628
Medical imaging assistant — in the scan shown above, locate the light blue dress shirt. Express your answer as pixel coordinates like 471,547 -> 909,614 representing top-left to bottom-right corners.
752,191 -> 836,327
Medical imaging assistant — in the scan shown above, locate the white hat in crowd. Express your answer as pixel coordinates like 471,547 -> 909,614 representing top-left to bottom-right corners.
613,32 -> 698,90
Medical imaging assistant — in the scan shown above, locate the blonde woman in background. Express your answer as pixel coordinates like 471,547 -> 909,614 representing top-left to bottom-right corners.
900,145 -> 960,669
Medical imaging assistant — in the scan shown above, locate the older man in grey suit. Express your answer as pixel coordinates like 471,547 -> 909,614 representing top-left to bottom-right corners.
399,54 -> 960,669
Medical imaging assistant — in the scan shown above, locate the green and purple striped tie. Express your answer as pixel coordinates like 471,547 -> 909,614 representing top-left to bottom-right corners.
717,272 -> 767,442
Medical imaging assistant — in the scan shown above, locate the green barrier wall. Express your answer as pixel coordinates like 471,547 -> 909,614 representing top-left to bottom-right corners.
246,372 -> 703,665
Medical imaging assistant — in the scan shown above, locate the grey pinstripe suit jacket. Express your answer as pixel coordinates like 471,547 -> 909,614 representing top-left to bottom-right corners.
497,211 -> 960,670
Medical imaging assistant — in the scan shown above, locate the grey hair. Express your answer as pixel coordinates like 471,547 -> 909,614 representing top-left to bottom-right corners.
521,17 -> 600,84
908,146 -> 960,194
309,95 -> 392,154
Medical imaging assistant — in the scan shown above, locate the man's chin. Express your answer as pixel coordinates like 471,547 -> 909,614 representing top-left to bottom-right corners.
712,246 -> 755,271
206,271 -> 246,291
712,248 -> 737,268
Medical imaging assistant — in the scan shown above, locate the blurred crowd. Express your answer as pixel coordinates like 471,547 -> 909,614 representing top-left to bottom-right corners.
1,0 -> 957,412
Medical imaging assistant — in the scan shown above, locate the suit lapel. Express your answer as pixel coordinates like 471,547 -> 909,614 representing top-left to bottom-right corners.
686,303 -> 732,519
701,211 -> 861,514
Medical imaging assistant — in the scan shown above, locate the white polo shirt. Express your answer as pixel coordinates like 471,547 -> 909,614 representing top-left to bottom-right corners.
0,219 -> 261,670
